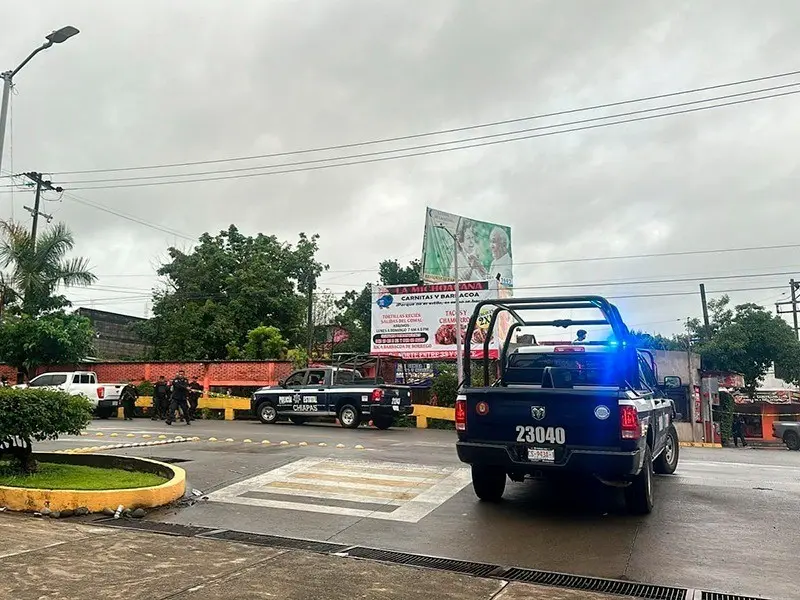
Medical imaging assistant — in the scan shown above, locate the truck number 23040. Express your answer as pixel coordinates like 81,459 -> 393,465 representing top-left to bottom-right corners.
515,425 -> 566,445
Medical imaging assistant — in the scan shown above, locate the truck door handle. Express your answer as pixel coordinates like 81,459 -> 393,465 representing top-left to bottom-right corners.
318,388 -> 325,391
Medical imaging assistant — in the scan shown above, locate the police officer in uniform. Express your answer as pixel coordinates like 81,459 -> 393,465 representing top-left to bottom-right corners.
187,376 -> 203,421
121,380 -> 139,421
166,370 -> 190,426
152,375 -> 170,421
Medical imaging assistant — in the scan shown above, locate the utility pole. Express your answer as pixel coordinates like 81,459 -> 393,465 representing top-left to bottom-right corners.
699,283 -> 710,333
21,172 -> 59,246
686,317 -> 696,443
776,279 -> 800,339
305,273 -> 315,365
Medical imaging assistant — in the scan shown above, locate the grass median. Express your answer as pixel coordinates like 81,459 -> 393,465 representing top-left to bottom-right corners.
0,461 -> 168,490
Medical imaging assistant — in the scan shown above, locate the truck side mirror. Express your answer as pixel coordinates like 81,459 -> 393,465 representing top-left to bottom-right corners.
278,379 -> 286,388
663,375 -> 682,388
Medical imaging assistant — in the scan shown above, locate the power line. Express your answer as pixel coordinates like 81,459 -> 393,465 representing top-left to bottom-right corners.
50,80 -> 800,186
46,87 -> 800,192
36,67 -> 800,177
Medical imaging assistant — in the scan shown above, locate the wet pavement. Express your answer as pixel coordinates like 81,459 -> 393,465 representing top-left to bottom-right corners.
34,418 -> 800,599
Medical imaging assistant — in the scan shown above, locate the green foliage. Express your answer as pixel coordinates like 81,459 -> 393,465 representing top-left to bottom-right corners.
0,220 -> 96,316
692,297 -> 800,396
139,226 -> 326,360
0,462 -> 167,489
718,391 -> 734,445
243,326 -> 288,360
630,330 -> 685,351
335,260 -> 421,355
0,387 -> 93,473
136,380 -> 154,396
431,365 -> 459,407
287,347 -> 309,369
0,312 -> 95,377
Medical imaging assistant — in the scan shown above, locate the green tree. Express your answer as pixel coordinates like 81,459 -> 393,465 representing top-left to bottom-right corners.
0,387 -> 93,473
0,313 -> 95,379
242,326 -> 288,360
139,226 -> 326,360
335,259 -> 422,354
0,220 -> 96,316
629,330 -> 685,351
693,296 -> 800,397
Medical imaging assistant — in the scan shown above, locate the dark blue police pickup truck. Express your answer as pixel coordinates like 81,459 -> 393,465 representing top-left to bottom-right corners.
455,296 -> 680,514
251,356 -> 413,430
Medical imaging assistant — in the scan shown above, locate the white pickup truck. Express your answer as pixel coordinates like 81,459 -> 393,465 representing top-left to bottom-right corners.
19,371 -> 125,418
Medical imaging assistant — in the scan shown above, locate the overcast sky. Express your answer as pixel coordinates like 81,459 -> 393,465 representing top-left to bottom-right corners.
2,0 -> 799,337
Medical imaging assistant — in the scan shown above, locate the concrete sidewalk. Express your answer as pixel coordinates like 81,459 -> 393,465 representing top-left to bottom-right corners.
0,514 -> 630,600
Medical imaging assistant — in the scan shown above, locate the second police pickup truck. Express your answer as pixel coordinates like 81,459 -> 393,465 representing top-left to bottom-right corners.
455,296 -> 681,515
251,355 -> 413,430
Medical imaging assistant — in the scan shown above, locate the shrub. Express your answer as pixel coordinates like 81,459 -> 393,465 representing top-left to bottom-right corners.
136,380 -> 154,397
718,391 -> 734,446
430,366 -> 458,407
0,388 -> 93,473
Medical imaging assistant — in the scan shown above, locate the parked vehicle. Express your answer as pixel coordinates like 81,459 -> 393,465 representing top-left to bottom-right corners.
455,295 -> 681,515
18,371 -> 124,418
772,421 -> 800,450
251,354 -> 413,429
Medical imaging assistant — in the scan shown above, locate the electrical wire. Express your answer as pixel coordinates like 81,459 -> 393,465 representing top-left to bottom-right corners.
50,87 -> 800,191
35,67 -> 800,177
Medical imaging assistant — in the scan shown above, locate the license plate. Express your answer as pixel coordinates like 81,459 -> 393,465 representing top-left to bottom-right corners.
527,448 -> 555,463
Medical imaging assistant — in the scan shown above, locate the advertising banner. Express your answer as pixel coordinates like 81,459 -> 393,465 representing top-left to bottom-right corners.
421,208 -> 513,288
371,280 -> 500,360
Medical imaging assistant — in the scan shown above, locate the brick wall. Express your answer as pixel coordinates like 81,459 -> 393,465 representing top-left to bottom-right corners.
5,361 -> 295,387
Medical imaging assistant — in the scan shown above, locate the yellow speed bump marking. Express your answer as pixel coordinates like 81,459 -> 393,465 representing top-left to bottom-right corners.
243,439 -> 252,443
110,433 -> 118,437
261,440 -> 271,445
80,432 -> 89,436
354,445 -> 365,450
318,443 -> 327,447
158,435 -> 167,439
208,437 -> 217,442
142,434 -> 151,438
96,433 -> 103,437
225,438 -> 234,442
279,441 -> 289,446
335,444 -> 345,448
298,441 -> 308,447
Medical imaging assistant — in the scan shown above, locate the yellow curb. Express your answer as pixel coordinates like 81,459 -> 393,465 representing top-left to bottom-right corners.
110,433 -> 118,437
0,455 -> 186,513
354,445 -> 365,450
142,434 -> 151,439
261,440 -> 271,445
298,441 -> 308,447
158,435 -> 167,440
318,443 -> 327,447
679,442 -> 723,448
225,438 -> 234,442
126,433 -> 136,438
279,441 -> 289,446
335,444 -> 345,448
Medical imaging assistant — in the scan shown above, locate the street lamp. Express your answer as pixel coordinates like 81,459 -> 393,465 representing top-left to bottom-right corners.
435,225 -> 464,384
0,26 -> 80,173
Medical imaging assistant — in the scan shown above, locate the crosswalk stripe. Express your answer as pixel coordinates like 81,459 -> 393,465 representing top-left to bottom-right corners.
265,480 -> 419,501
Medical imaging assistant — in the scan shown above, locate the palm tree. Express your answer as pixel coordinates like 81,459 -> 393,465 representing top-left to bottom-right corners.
0,220 -> 96,316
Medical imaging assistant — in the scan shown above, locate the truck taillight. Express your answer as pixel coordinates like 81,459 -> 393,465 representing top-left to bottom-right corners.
371,389 -> 383,402
97,387 -> 105,399
620,405 -> 640,439
455,395 -> 467,431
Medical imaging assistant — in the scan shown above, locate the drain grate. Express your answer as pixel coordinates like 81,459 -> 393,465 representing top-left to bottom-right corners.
498,567 -> 686,600
345,546 -> 501,577
702,593 -> 770,600
201,530 -> 348,553
93,518 -> 215,537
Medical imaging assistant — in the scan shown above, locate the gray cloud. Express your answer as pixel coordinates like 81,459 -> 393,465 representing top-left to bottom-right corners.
2,0 -> 799,335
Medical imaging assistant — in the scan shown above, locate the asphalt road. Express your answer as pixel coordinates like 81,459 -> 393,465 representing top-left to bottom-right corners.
37,418 -> 800,599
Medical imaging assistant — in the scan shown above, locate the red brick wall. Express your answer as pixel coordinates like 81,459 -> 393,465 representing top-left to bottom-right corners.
6,361 -> 295,387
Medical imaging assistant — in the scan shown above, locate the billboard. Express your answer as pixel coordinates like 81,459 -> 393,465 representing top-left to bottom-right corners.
421,208 -> 513,288
371,280 -> 500,360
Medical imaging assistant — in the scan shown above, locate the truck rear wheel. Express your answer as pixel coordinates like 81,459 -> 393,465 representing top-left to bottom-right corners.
654,426 -> 679,474
372,416 -> 393,430
784,430 -> 800,451
624,446 -> 654,515
471,466 -> 506,502
338,404 -> 361,429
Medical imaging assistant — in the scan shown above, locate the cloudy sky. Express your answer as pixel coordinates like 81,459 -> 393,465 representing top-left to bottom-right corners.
2,0 -> 800,337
